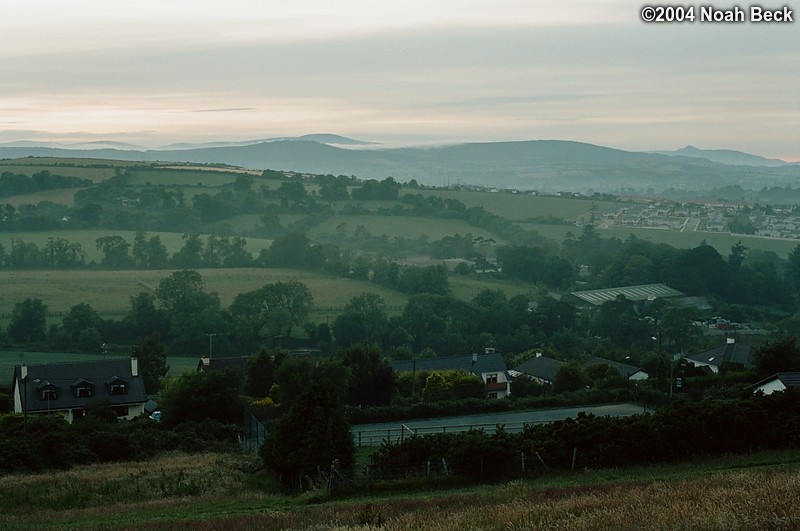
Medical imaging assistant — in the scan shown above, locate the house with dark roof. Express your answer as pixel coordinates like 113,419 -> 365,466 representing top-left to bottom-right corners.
511,354 -> 563,385
583,356 -> 649,381
685,338 -> 755,373
751,372 -> 800,395
390,349 -> 511,398
11,357 -> 148,423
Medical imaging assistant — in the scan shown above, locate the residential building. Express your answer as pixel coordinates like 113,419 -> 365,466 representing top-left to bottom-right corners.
11,357 -> 148,423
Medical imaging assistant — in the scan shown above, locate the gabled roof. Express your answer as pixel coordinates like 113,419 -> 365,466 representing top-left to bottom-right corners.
571,283 -> 684,306
686,342 -> 755,369
390,352 -> 508,378
12,358 -> 147,413
751,372 -> 800,390
513,356 -> 563,382
583,357 -> 646,379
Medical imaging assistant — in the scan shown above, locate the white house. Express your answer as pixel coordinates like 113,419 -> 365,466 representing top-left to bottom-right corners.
11,357 -> 149,423
751,373 -> 800,395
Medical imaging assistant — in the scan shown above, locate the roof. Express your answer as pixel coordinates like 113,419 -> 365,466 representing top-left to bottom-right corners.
686,342 -> 756,369
197,356 -> 250,373
583,357 -> 646,379
571,283 -> 684,306
751,372 -> 800,390
12,358 -> 148,413
513,356 -> 563,382
390,352 -> 508,377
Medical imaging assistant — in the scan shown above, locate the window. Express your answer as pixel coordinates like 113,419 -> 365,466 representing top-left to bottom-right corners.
40,388 -> 57,401
109,383 -> 127,396
485,373 -> 498,384
75,386 -> 93,398
112,406 -> 129,417
487,392 -> 498,399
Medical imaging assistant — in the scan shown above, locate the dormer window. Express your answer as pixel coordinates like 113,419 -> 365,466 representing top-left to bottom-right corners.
72,379 -> 94,398
106,377 -> 128,396
37,381 -> 58,401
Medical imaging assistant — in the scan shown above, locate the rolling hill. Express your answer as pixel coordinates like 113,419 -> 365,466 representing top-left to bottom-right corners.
1,139 -> 798,193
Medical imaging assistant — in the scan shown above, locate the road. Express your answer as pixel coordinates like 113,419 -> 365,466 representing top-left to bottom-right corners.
351,403 -> 648,446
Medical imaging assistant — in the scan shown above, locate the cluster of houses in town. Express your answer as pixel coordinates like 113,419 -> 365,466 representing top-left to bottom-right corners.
6,337 -> 799,424
599,201 -> 800,239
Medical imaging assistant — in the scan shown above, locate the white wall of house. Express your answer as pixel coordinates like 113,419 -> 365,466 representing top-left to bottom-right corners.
754,380 -> 787,395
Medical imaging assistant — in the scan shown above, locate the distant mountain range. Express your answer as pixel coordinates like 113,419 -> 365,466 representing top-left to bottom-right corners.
1,136 -> 797,194
651,145 -> 791,167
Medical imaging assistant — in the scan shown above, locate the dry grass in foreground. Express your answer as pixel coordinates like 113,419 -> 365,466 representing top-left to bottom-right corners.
2,451 -> 800,529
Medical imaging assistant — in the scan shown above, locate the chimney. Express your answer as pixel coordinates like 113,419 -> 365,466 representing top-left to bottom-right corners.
131,357 -> 139,377
727,338 -> 735,344
200,355 -> 210,368
535,351 -> 543,358
21,364 -> 27,381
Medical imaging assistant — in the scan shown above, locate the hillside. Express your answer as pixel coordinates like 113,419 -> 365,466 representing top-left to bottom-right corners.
2,139 -> 798,194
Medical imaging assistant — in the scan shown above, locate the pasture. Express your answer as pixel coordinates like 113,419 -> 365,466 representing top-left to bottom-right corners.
0,268 -> 412,319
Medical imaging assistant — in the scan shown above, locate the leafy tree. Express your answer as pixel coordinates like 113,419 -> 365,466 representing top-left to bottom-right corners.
132,231 -> 169,269
133,332 -> 170,394
276,181 -> 307,207
8,298 -> 47,343
77,327 -> 103,353
95,235 -> 131,268
229,281 -> 313,341
160,369 -> 243,426
244,347 -> 287,398
332,293 -> 389,347
263,232 -> 312,268
552,361 -> 590,394
122,291 -> 169,341
336,344 -> 394,406
156,270 -> 210,315
171,234 -> 204,268
261,383 -> 355,489
755,337 -> 800,378
61,302 -> 103,342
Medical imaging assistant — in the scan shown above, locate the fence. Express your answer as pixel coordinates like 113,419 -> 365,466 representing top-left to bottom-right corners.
352,419 -> 552,447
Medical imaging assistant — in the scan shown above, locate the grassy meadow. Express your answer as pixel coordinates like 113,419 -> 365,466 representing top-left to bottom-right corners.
1,450 -> 800,529
0,268 -> 412,319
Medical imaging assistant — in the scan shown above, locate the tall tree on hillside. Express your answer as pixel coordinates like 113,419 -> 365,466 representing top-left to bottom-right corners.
8,298 -> 47,343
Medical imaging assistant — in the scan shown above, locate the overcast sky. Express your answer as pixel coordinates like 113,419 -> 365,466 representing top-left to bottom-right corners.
1,0 -> 797,159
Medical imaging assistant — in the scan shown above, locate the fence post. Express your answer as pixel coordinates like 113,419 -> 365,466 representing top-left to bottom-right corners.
442,457 -> 449,475
536,451 -> 548,470
426,460 -> 431,478
521,452 -> 526,474
358,431 -> 362,447
571,447 -> 578,471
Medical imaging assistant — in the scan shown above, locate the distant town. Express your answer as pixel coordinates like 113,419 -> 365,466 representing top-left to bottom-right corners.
598,200 -> 800,239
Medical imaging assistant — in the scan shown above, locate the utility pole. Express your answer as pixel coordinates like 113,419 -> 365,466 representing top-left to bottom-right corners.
205,333 -> 217,358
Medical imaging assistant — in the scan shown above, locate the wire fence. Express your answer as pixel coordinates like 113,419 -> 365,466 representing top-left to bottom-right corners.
352,419 -> 552,447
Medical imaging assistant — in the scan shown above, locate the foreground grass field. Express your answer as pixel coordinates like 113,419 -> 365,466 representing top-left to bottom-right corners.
1,450 -> 800,529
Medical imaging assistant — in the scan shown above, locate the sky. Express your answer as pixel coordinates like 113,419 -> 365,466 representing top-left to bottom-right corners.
1,0 -> 798,160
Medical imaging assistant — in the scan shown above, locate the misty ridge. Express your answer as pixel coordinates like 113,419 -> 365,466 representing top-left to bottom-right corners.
1,136 -> 798,198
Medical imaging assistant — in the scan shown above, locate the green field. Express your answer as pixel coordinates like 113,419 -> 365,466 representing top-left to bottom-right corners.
0,268 -> 414,319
